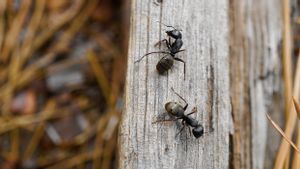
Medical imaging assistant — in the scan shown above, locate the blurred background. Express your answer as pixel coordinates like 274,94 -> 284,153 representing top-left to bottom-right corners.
0,0 -> 129,168
3,0 -> 300,169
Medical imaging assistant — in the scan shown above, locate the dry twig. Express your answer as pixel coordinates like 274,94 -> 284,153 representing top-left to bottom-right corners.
266,113 -> 300,154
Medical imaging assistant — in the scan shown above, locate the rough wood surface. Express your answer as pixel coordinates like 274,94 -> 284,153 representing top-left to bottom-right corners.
119,0 -> 231,169
229,0 -> 283,169
120,0 -> 284,169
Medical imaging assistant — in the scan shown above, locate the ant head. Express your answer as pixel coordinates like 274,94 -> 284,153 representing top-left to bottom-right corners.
192,125 -> 204,138
156,21 -> 182,39
166,30 -> 182,39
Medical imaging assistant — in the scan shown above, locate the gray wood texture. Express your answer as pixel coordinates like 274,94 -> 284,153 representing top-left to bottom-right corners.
119,0 -> 283,169
229,0 -> 283,169
119,0 -> 231,169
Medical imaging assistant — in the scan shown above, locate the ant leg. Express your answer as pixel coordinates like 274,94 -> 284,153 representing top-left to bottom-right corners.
174,57 -> 186,80
162,37 -> 172,50
153,1 -> 159,6
154,39 -> 171,49
170,87 -> 188,110
174,49 -> 186,54
188,127 -> 192,136
134,51 -> 171,63
154,39 -> 167,47
175,125 -> 185,138
152,117 -> 181,124
186,107 -> 197,116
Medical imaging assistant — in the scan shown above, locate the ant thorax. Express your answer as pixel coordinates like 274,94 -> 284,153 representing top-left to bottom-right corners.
166,30 -> 182,39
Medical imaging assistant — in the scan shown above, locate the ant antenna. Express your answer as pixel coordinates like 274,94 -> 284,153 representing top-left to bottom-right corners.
138,15 -> 182,31
134,51 -> 171,63
156,21 -> 182,31
170,87 -> 187,104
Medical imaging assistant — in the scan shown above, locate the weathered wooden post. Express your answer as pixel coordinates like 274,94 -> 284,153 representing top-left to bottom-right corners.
120,0 -> 231,168
229,1 -> 283,169
119,0 -> 283,169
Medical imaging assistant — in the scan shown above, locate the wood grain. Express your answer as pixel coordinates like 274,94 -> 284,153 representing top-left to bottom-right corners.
120,0 -> 284,169
229,0 -> 283,169
119,0 -> 231,169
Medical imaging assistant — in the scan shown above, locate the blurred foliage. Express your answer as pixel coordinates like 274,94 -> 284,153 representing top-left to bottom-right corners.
0,0 -> 127,168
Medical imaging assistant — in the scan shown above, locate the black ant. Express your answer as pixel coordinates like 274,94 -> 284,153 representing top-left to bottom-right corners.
153,88 -> 204,138
135,24 -> 186,79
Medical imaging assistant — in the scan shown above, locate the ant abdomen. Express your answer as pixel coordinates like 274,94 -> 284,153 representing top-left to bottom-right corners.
156,55 -> 174,74
165,102 -> 185,117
